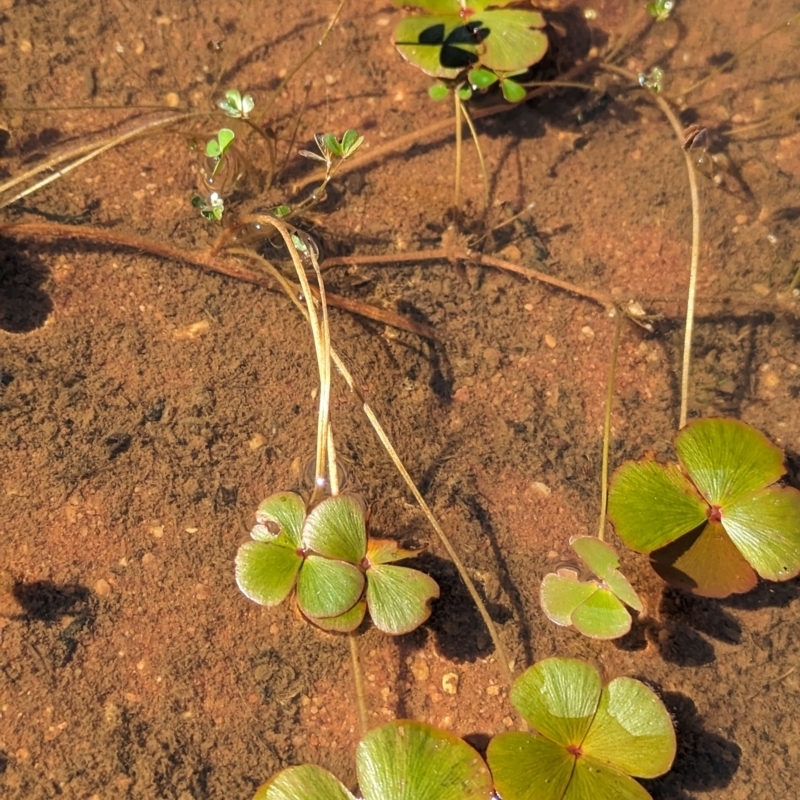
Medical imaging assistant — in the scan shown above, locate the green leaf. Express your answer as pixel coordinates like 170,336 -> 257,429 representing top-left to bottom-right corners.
394,16 -> 477,79
366,564 -> 439,634
303,495 -> 367,563
296,556 -> 365,619
340,129 -> 364,157
393,4 -> 547,79
540,573 -> 598,627
468,67 -> 498,89
235,541 -> 302,607
649,520 -> 757,598
570,536 -> 642,611
488,733 -> 573,800
429,83 -> 450,100
569,588 -> 633,639
253,492 -> 306,547
581,677 -> 676,778
723,485 -> 800,581
252,764 -> 355,800
357,720 -> 493,800
608,458 -> 707,552
510,658 -> 601,746
570,536 -> 620,579
500,77 -> 526,103
676,417 -> 786,505
217,127 -> 235,151
474,9 -> 547,72
568,757 -> 654,800
309,599 -> 366,633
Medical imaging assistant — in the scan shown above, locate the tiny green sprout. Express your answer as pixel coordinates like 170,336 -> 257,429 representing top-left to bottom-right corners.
608,418 -> 800,598
271,204 -> 291,218
638,66 -> 665,93
191,191 -> 224,222
205,127 -> 235,159
646,0 -> 675,22
488,658 -> 676,800
218,88 -> 255,119
468,67 -> 527,103
252,721 -> 492,800
301,130 -> 364,166
428,83 -> 450,101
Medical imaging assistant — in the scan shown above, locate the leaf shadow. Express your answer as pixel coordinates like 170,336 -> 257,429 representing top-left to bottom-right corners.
642,690 -> 741,799
0,239 -> 53,333
652,588 -> 742,666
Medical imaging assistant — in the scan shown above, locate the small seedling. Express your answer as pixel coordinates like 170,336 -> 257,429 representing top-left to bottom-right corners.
392,0 -> 548,80
608,417 -> 800,598
190,191 -> 224,222
540,535 -> 643,639
638,66 -> 665,93
300,129 -> 364,169
205,127 -> 236,175
235,491 -> 439,633
488,657 -> 676,800
468,66 -> 527,103
252,720 -> 493,800
217,88 -> 255,119
646,0 -> 675,22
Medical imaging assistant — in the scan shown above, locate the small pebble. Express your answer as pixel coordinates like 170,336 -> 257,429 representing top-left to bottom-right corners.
164,91 -> 181,107
195,584 -> 210,600
442,672 -> 459,695
544,334 -> 557,348
94,578 -> 112,597
248,433 -> 267,451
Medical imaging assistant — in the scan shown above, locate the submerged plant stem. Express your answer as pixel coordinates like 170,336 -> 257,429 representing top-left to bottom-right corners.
598,311 -> 623,541
349,633 -> 369,736
453,91 -> 463,222
231,245 -> 517,688
459,99 -> 489,214
0,221 -> 434,337
600,64 -> 702,428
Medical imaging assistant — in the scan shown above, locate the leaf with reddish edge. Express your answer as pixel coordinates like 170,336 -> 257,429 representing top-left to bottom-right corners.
309,600 -> 367,633
723,485 -> 800,581
303,495 -> 367,564
366,537 -> 427,565
608,458 -> 707,553
366,564 -> 439,634
252,764 -> 355,800
540,572 -> 597,627
296,555 -> 365,619
676,417 -> 786,506
252,491 -> 306,547
357,720 -> 493,800
235,540 -> 303,607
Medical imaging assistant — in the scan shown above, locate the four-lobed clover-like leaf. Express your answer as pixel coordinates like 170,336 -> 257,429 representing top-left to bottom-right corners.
540,535 -> 643,639
487,657 -> 676,800
252,720 -> 493,800
608,418 -> 800,597
393,0 -> 548,81
235,492 -> 438,634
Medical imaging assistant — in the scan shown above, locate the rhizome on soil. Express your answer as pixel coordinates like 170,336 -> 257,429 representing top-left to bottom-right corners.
1,1 -> 800,799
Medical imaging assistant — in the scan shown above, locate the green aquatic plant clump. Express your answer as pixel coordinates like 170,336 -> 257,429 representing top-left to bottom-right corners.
393,0 -> 549,102
488,657 -> 676,800
235,492 -> 439,633
608,417 -> 800,597
540,535 -> 643,639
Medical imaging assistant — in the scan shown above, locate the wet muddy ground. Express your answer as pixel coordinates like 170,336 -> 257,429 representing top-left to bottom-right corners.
1,0 -> 800,798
